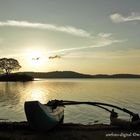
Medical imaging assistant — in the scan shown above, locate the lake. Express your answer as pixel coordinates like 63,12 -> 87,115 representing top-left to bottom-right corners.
0,79 -> 140,124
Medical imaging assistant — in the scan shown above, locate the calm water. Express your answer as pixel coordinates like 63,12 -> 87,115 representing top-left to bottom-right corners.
0,79 -> 140,124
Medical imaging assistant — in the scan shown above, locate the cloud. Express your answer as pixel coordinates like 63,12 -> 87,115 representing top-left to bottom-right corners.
91,33 -> 127,47
110,12 -> 140,23
0,20 -> 91,38
97,33 -> 112,38
48,55 -> 61,59
48,33 -> 127,54
0,31 -> 127,59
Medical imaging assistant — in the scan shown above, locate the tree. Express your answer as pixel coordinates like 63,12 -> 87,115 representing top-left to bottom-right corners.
0,58 -> 21,74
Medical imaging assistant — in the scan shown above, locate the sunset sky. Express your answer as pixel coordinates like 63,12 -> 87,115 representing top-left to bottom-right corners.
0,0 -> 140,74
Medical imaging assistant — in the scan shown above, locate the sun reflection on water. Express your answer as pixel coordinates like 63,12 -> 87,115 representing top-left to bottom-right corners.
23,88 -> 50,104
31,89 -> 46,102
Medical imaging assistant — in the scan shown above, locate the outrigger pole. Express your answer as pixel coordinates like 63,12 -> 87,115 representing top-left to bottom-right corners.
47,100 -> 140,122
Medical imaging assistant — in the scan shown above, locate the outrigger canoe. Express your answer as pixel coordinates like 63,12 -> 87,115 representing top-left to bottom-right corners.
25,100 -> 140,131
24,101 -> 64,131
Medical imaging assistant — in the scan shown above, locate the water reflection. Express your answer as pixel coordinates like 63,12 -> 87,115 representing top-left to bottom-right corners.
0,82 -> 21,105
23,88 -> 50,103
0,79 -> 140,123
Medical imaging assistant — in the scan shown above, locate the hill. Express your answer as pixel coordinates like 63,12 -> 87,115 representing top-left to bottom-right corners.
17,71 -> 140,79
18,71 -> 92,78
92,74 -> 140,78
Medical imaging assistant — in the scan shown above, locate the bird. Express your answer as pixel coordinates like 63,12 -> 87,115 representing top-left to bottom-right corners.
32,57 -> 40,60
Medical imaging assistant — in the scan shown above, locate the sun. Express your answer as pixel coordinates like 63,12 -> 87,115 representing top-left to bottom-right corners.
24,48 -> 49,71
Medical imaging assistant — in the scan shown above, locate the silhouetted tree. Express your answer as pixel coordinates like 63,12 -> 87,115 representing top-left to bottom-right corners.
0,58 -> 21,74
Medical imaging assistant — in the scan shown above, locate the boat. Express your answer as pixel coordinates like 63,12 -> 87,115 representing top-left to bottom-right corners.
24,101 -> 64,131
24,100 -> 140,131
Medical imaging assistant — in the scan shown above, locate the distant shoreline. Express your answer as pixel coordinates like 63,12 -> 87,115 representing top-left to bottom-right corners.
0,71 -> 140,81
16,71 -> 140,79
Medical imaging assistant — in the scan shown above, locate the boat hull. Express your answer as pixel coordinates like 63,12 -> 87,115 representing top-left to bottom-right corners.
24,101 -> 64,131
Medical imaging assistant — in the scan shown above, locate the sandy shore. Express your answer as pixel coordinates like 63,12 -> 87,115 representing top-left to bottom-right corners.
0,122 -> 140,140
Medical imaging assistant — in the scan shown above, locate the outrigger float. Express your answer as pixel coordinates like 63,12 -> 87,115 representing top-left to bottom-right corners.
24,100 -> 140,131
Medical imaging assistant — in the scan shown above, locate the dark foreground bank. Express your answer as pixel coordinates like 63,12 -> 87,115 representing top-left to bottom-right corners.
0,122 -> 140,140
